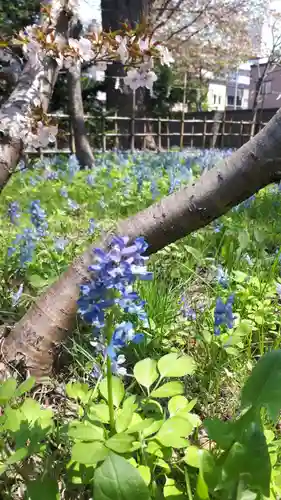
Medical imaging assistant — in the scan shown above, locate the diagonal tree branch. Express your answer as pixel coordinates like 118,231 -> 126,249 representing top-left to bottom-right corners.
2,106 -> 281,377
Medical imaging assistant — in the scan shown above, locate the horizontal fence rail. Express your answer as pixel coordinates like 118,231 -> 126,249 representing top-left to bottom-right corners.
24,111 -> 270,158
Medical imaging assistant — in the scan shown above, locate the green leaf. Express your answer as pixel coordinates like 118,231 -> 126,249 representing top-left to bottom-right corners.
151,381 -> 184,398
138,465 -> 151,486
241,350 -> 281,420
99,377 -> 124,408
184,446 -> 202,468
134,358 -> 158,389
204,418 -> 236,449
115,396 -> 137,433
89,403 -> 110,423
127,418 -> 154,434
164,478 -> 185,499
15,377 -> 36,397
168,396 -> 189,416
93,452 -> 150,500
6,447 -> 28,465
68,422 -> 104,441
158,353 -> 196,378
220,422 -> 271,497
106,433 -> 135,453
71,441 -> 109,465
66,382 -> 91,404
142,418 -> 164,438
0,378 -> 17,404
156,417 -> 193,448
238,231 -> 250,250
27,477 -> 59,500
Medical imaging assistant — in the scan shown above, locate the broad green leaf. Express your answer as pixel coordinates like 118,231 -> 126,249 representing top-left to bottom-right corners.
158,353 -> 196,378
220,422 -> 271,496
151,381 -> 184,398
127,418 -> 154,434
142,418 -> 164,438
99,377 -> 124,408
94,452 -> 150,500
184,245 -> 201,261
156,417 -> 193,448
0,378 -> 17,404
3,407 -> 22,432
15,377 -> 36,397
20,398 -> 53,427
68,422 -> 104,441
134,358 -> 158,389
6,447 -> 28,465
66,382 -> 91,404
71,441 -> 109,464
66,460 -> 95,485
184,446 -> 202,468
106,433 -> 135,453
164,478 -> 185,499
138,465 -> 151,486
115,396 -> 137,433
89,403 -> 110,423
26,477 -> 59,500
241,350 -> 281,420
168,396 -> 189,416
204,418 -> 236,449
196,472 -> 209,500
238,231 -> 250,250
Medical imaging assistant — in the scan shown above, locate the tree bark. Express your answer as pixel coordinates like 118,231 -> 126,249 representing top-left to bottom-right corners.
3,106 -> 281,377
101,0 -> 151,149
67,61 -> 95,167
0,10 -> 70,191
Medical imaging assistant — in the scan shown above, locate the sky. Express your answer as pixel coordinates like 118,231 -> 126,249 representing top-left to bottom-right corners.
78,0 -> 101,25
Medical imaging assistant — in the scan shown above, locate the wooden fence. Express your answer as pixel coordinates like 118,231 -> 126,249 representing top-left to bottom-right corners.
24,112 -> 271,156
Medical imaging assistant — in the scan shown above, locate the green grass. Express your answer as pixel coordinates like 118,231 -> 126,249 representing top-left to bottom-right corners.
1,153 -> 281,421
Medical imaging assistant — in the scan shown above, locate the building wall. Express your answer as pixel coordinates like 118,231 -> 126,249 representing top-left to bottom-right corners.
207,82 -> 226,110
249,63 -> 281,108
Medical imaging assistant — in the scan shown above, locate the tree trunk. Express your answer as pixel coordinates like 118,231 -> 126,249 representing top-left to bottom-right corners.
0,10 -> 69,191
3,106 -> 281,377
101,0 -> 150,149
67,60 -> 95,167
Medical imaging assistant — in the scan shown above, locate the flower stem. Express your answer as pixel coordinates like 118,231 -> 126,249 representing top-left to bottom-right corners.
106,311 -> 115,434
107,354 -> 115,433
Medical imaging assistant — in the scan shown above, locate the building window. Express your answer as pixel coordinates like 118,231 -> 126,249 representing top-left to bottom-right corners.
228,95 -> 234,105
261,81 -> 272,94
227,95 -> 242,107
213,94 -> 217,104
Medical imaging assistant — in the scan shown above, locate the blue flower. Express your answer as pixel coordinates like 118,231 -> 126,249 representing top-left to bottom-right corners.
11,283 -> 23,307
54,237 -> 69,252
216,265 -> 229,288
29,200 -> 48,237
78,235 -> 152,365
87,174 -> 95,186
60,187 -> 68,198
214,295 -> 235,335
88,218 -> 96,235
7,202 -> 20,225
8,228 -> 37,268
67,199 -> 80,211
68,154 -> 80,179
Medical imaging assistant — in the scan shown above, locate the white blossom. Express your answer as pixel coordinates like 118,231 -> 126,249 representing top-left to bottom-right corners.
115,35 -> 129,64
124,69 -> 157,91
158,46 -> 174,66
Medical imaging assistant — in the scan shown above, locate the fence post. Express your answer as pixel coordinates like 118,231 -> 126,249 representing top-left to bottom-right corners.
131,91 -> 136,152
102,114 -> 106,152
202,117 -> 207,149
180,71 -> 187,150
158,117 -> 162,151
114,112 -> 119,149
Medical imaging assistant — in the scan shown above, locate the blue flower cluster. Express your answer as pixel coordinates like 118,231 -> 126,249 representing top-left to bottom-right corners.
7,201 -> 20,225
29,200 -> 48,237
78,235 -> 153,363
214,295 -> 235,335
8,200 -> 48,267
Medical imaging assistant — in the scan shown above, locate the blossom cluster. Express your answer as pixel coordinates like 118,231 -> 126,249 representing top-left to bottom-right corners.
214,295 -> 235,335
78,235 -> 153,369
8,200 -> 48,267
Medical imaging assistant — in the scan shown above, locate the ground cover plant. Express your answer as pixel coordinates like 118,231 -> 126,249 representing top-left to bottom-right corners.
1,149 -> 281,499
